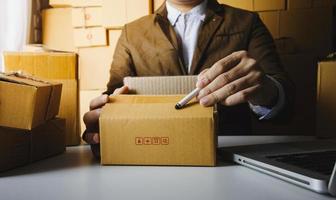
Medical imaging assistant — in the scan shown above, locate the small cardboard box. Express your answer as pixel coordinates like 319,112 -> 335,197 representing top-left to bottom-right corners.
0,118 -> 66,172
71,7 -> 103,28
0,73 -> 62,130
42,8 -> 77,52
3,52 -> 80,146
102,0 -> 151,28
73,27 -> 107,48
49,0 -> 102,7
317,61 -> 336,137
100,95 -> 216,166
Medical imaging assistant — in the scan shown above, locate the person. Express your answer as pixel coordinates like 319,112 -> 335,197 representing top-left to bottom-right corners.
83,0 -> 294,157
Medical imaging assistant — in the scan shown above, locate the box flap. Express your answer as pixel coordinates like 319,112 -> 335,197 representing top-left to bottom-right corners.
123,76 -> 197,95
0,72 -> 52,87
103,95 -> 213,119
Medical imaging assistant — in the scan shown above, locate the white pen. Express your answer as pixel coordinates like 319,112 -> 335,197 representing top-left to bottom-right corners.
175,88 -> 201,110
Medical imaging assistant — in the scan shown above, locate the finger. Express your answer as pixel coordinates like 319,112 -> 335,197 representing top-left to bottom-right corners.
83,132 -> 100,144
196,51 -> 246,88
197,62 -> 258,99
83,109 -> 101,131
112,85 -> 129,95
222,84 -> 261,106
197,68 -> 209,81
199,71 -> 262,107
89,94 -> 109,110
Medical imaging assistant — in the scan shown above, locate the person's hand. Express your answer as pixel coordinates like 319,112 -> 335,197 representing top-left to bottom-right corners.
83,86 -> 129,144
196,50 -> 278,107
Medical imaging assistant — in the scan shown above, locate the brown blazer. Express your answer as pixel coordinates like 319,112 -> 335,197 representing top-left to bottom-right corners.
106,0 -> 294,135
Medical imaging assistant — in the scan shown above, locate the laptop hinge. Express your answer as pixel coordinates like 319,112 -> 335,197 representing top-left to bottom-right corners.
329,162 -> 336,196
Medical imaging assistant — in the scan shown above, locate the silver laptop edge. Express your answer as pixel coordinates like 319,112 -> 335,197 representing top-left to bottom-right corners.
233,154 -> 335,195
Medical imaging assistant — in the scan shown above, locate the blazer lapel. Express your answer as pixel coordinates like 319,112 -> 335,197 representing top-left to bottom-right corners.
189,1 -> 225,75
154,5 -> 187,75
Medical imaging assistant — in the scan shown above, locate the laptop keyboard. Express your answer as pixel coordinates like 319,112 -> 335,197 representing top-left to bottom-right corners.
267,150 -> 336,175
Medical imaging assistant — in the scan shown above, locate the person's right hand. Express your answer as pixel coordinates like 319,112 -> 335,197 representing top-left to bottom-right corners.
83,86 -> 129,145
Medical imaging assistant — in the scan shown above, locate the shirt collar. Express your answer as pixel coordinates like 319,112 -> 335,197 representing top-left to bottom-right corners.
166,0 -> 208,26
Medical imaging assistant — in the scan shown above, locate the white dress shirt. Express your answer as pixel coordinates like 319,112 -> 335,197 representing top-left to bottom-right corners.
166,0 -> 285,119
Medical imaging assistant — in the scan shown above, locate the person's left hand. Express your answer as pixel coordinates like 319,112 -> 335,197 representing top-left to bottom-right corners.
196,50 -> 278,107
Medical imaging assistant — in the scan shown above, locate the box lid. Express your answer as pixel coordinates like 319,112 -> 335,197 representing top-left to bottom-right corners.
0,72 -> 55,87
103,95 -> 213,119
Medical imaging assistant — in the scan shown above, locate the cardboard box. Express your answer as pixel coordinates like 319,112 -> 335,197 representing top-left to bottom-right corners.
100,95 -> 216,166
0,118 -> 66,172
50,0 -> 102,7
0,128 -> 30,172
73,27 -> 107,48
79,90 -> 104,133
259,11 -> 280,39
77,30 -> 120,90
317,61 -> 336,137
102,0 -> 150,28
279,8 -> 333,57
254,0 -> 285,11
42,8 -> 77,52
0,73 -> 62,130
3,52 -> 81,146
218,0 -> 253,11
218,0 -> 285,11
153,0 -> 165,11
72,7 -> 103,28
123,75 -> 197,95
3,52 -> 78,79
57,79 -> 80,145
287,0 -> 313,9
78,45 -> 116,90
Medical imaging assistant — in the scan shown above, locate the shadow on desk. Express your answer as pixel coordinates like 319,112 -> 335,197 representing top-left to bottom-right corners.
0,145 -> 99,177
0,145 -> 235,177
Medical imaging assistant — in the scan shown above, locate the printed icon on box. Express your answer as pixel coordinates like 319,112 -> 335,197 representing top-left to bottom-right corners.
161,137 -> 169,145
144,137 -> 152,145
135,137 -> 143,145
152,137 -> 161,145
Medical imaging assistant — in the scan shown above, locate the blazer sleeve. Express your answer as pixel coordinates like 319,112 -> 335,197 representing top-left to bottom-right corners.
247,13 -> 295,121
105,25 -> 135,95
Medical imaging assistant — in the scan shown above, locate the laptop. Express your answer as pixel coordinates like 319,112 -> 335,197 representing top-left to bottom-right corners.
219,139 -> 336,196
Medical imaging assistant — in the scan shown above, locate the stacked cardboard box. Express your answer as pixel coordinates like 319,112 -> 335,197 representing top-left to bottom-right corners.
0,73 -> 66,172
3,52 -> 81,146
38,0 -> 152,139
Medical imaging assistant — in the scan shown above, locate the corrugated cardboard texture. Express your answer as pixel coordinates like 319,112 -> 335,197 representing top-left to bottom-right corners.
100,95 -> 216,166
317,61 -> 336,137
0,74 -> 62,130
3,52 -> 80,145
123,76 -> 197,95
0,118 -> 66,172
3,52 -> 78,79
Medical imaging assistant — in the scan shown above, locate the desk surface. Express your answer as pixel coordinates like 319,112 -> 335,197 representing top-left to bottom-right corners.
0,136 -> 334,200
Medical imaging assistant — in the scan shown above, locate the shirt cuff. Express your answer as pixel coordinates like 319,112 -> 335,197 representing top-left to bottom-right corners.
249,76 -> 286,120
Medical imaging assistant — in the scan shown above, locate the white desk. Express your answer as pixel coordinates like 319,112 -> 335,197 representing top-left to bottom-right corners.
0,136 -> 334,200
